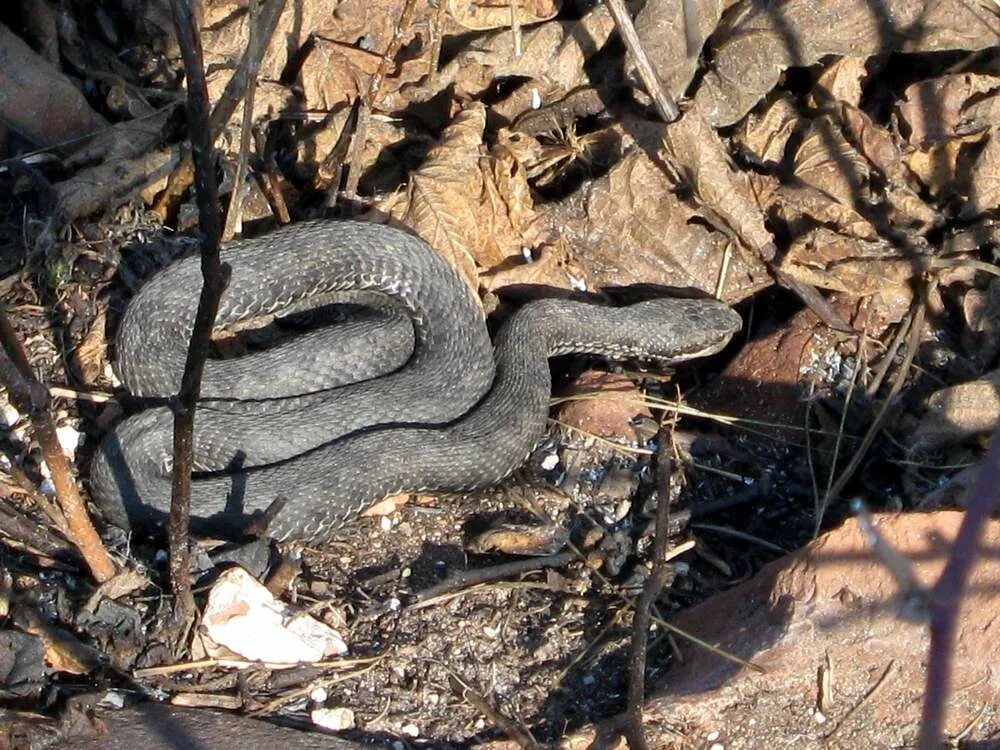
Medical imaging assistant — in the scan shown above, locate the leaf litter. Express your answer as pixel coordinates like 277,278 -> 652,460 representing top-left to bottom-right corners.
0,0 -> 998,746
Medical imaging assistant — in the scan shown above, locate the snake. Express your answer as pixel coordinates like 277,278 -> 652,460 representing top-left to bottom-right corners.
90,221 -> 742,541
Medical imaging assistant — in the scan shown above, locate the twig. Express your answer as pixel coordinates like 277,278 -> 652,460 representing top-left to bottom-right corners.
413,551 -> 575,604
207,0 -> 287,139
824,283 -> 929,503
602,0 -> 679,122
623,425 -> 674,750
168,0 -> 227,625
0,313 -> 116,582
221,0 -> 268,240
918,426 -> 1000,749
449,675 -> 540,749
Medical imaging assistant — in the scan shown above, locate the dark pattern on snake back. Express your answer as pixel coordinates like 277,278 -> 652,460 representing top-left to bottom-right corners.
90,221 -> 741,541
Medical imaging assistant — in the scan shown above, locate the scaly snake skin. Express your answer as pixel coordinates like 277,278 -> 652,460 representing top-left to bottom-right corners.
90,221 -> 741,541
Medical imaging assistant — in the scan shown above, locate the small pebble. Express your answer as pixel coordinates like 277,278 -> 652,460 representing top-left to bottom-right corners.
311,707 -> 355,731
707,731 -> 720,741
540,453 -> 559,470
814,710 -> 827,724
309,686 -> 328,703
401,723 -> 419,738
709,744 -> 724,750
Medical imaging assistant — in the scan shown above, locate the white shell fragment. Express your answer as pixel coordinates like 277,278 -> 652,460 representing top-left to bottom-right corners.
201,567 -> 347,665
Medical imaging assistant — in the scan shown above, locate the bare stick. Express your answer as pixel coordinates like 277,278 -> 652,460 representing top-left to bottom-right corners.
0,312 -> 116,582
168,0 -> 226,622
207,0 -> 287,139
918,426 -> 1000,749
624,426 -> 674,750
602,0 -> 679,122
222,0 -> 265,240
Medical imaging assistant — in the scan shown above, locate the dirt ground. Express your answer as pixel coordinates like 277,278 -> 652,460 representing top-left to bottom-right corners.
0,0 -> 999,748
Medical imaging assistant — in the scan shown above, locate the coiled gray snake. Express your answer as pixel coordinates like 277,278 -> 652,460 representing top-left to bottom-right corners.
90,221 -> 741,541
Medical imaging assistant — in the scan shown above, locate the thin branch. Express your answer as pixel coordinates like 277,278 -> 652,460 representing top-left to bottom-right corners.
624,425 -> 674,750
0,312 -> 116,582
207,0 -> 287,139
918,426 -> 1000,749
602,0 -> 679,122
168,0 -> 226,624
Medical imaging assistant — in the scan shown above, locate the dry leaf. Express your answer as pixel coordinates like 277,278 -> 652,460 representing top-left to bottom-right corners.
448,0 -> 560,30
962,131 -> 1000,218
792,115 -> 870,207
434,6 -> 615,103
904,131 -> 987,199
737,95 -> 801,168
897,73 -> 1000,148
662,105 -> 775,254
632,0 -> 725,101
694,0 -> 1000,127
812,57 -> 869,108
381,106 -> 485,296
71,309 -> 108,386
557,149 -> 769,301
779,227 -> 913,320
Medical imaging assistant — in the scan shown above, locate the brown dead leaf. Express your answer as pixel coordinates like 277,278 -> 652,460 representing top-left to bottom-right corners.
448,0 -> 560,30
482,237 -> 581,292
898,73 -> 1000,148
962,130 -> 1000,218
433,6 -> 615,104
792,115 -> 870,207
662,105 -> 774,256
555,148 -> 769,301
694,0 -> 1000,127
904,130 -> 987,199
631,0 -> 724,104
812,57 -> 869,108
774,182 -> 877,240
737,95 -> 801,168
71,309 -> 107,386
381,105 -> 485,295
379,106 -> 555,295
779,227 -> 914,321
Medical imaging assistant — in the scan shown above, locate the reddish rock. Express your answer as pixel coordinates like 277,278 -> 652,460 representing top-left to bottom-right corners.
548,511 -> 1000,749
556,370 -> 652,442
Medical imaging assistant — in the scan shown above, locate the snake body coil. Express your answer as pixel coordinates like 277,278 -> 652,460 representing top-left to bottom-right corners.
91,221 -> 741,541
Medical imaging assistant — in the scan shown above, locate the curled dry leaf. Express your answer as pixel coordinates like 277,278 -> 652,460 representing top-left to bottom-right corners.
380,106 -> 485,295
71,309 -> 108,386
737,94 -> 801,168
904,130 -> 987,200
778,227 -> 914,321
692,0 -> 1000,127
552,148 -> 769,301
434,6 -> 615,104
897,73 -> 1000,148
792,115 -> 871,207
662,105 -> 775,256
811,56 -> 869,108
379,104 -> 553,296
448,0 -> 560,31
